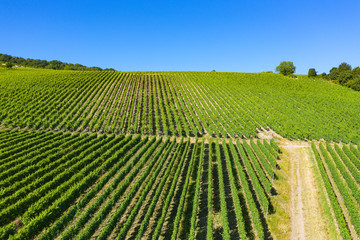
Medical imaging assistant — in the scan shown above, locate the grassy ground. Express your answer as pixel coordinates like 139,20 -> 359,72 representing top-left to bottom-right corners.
267,147 -> 291,239
268,144 -> 341,240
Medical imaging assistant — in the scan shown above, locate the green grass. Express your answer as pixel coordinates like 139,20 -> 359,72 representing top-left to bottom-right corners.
267,147 -> 291,240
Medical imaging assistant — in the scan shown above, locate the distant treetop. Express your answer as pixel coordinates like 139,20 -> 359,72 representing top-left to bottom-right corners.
0,53 -> 113,71
308,68 -> 317,77
275,61 -> 296,76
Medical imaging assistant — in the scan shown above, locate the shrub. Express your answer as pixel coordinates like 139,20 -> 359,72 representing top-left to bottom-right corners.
6,62 -> 13,69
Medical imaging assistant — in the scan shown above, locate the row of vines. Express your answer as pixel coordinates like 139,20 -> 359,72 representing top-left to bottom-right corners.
0,129 -> 279,239
311,142 -> 360,239
1,69 -> 360,142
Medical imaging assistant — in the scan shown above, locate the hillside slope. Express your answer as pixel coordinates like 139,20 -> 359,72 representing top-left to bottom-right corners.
1,68 -> 359,143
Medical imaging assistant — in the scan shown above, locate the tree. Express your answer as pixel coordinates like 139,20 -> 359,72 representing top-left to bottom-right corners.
320,72 -> 327,78
0,54 -> 12,62
345,76 -> 360,91
5,62 -> 13,69
338,62 -> 351,72
338,70 -> 353,85
329,67 -> 339,80
308,68 -> 317,77
352,67 -> 360,76
275,61 -> 295,76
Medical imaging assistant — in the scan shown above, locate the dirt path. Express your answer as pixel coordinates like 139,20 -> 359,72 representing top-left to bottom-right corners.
281,143 -> 330,240
285,145 -> 306,240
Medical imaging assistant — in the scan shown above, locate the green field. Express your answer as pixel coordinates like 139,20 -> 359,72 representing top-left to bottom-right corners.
312,142 -> 360,239
1,68 -> 360,142
0,129 -> 280,239
2,68 -> 360,239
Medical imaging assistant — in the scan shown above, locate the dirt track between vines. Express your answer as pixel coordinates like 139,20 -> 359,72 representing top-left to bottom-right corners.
280,142 -> 330,240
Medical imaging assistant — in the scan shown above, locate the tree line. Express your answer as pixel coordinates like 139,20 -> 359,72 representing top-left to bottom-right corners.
276,61 -> 360,92
319,62 -> 360,91
0,53 -> 115,71
308,63 -> 360,91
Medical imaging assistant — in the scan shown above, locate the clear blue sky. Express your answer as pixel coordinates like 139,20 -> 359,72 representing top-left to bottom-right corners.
1,0 -> 360,74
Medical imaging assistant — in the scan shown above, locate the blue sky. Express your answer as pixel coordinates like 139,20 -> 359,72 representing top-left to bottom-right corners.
1,0 -> 359,74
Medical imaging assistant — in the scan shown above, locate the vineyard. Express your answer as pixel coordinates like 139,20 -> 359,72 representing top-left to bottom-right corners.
1,69 -> 360,143
311,142 -> 360,239
2,68 -> 360,239
0,129 -> 280,239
